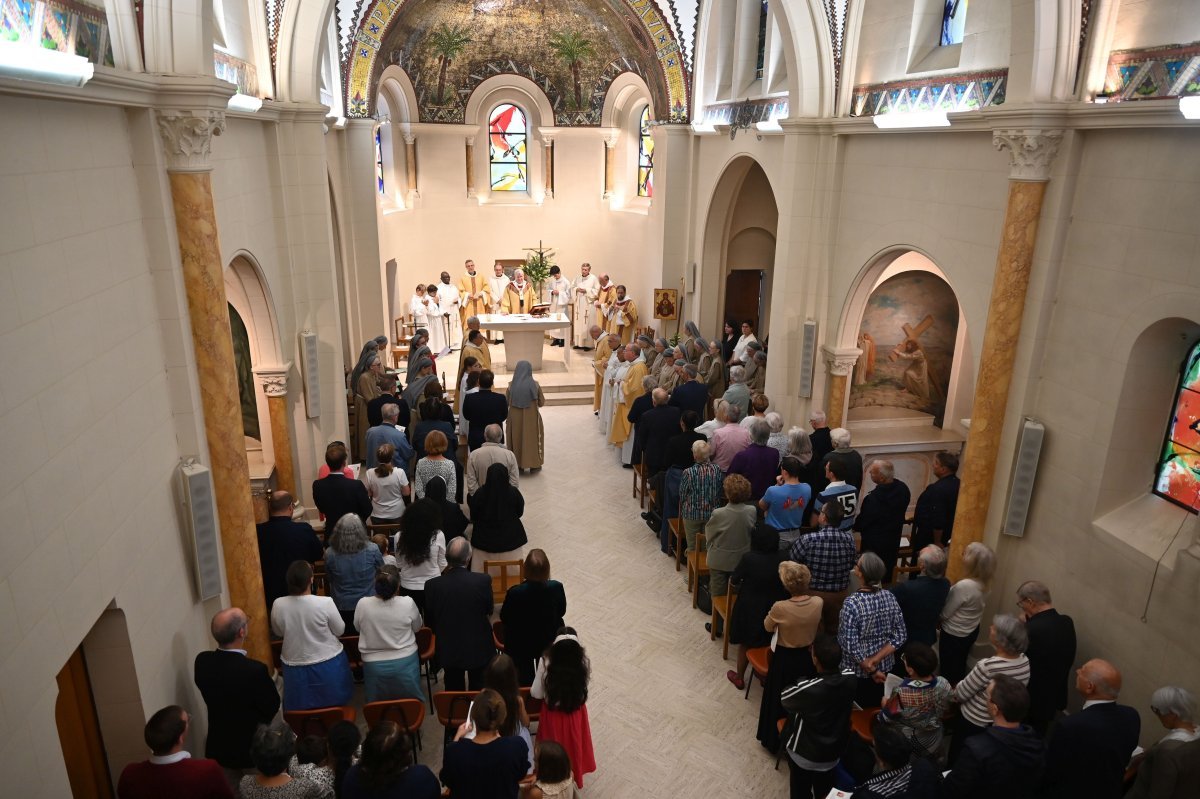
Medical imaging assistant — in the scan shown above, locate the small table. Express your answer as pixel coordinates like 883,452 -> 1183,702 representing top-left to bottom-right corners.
477,313 -> 570,370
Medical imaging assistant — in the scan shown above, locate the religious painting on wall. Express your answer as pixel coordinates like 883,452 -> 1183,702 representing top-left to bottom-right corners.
1154,340 -> 1200,513
849,272 -> 958,425
228,304 -> 260,441
653,288 -> 678,320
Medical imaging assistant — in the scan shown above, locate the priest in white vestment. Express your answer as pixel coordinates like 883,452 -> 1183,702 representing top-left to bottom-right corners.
571,263 -> 600,349
487,263 -> 511,344
598,335 -> 623,438
425,283 -> 448,355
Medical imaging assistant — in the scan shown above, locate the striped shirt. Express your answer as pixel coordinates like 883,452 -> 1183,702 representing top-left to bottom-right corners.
679,462 -> 725,521
952,654 -> 1031,726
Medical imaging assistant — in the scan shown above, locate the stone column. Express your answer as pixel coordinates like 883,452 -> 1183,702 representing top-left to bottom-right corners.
403,133 -> 418,198
465,136 -> 475,197
821,345 -> 862,429
602,138 -> 615,198
542,136 -> 554,198
948,129 -> 1062,581
253,363 -> 296,497
156,109 -> 271,668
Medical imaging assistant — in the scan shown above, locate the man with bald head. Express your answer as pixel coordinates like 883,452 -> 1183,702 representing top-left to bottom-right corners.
424,538 -> 494,691
609,342 -> 649,456
1040,658 -> 1140,798
256,490 -> 323,610
193,608 -> 280,777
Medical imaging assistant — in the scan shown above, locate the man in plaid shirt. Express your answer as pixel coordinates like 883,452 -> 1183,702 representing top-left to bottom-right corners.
789,502 -> 857,633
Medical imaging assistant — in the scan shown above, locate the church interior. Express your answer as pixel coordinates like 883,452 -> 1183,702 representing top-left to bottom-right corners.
1,0 -> 1199,795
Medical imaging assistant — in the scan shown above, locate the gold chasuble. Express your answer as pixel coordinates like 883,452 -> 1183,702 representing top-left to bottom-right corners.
457,271 -> 490,327
611,299 -> 638,345
596,284 -> 618,332
592,336 -> 613,411
608,360 -> 648,445
500,281 -> 537,314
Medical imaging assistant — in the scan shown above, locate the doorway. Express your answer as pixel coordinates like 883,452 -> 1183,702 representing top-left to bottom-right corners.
56,648 -> 114,799
723,270 -> 765,332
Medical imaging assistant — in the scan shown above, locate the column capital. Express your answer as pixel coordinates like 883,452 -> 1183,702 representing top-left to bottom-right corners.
403,132 -> 417,145
155,110 -> 226,173
821,345 -> 862,377
993,129 -> 1063,182
253,363 -> 292,397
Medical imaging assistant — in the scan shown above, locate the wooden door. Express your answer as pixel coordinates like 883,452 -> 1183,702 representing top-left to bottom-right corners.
55,648 -> 114,799
724,270 -> 763,331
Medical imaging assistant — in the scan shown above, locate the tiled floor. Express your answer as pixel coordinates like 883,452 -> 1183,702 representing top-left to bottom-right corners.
407,395 -> 790,796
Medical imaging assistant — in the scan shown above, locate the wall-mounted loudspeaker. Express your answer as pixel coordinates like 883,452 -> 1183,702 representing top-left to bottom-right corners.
179,461 -> 223,600
797,320 -> 818,398
299,331 -> 321,419
1002,417 -> 1045,537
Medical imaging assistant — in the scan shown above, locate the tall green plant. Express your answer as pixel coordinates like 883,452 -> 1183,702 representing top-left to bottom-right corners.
428,23 -> 472,104
548,31 -> 595,109
523,243 -> 555,290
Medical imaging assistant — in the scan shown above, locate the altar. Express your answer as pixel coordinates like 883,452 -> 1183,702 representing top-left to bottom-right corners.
478,313 -> 571,370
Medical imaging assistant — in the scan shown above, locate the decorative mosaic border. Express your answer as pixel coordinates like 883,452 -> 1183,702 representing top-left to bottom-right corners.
344,0 -> 689,123
1101,41 -> 1200,101
703,97 -> 789,125
850,68 -> 1008,117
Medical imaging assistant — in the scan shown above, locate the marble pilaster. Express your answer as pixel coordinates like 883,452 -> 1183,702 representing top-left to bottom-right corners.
948,129 -> 1061,581
254,363 -> 296,497
465,137 -> 475,197
822,345 -> 862,429
542,136 -> 554,197
157,109 -> 272,668
404,134 -> 418,198
603,139 -> 615,198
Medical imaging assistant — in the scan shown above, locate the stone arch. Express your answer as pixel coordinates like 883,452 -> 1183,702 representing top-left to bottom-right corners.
600,70 -> 654,127
275,0 -> 335,103
224,252 -> 282,453
463,72 -> 557,129
837,247 -> 974,432
697,155 -> 779,338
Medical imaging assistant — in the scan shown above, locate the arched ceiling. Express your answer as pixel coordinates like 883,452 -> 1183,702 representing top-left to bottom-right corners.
340,0 -> 690,124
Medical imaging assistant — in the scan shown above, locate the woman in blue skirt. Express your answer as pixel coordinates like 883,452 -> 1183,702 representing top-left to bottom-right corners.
270,560 -> 354,710
354,565 -> 425,702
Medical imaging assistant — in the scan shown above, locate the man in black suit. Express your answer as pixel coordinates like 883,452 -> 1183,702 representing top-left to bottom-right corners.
810,410 -> 833,464
423,538 -> 494,691
668,363 -> 709,418
627,373 -> 658,470
366,374 -> 408,428
911,450 -> 960,555
1017,580 -> 1077,735
638,389 -> 682,533
193,608 -> 280,775
256,490 -> 323,609
311,442 -> 371,536
462,369 -> 508,451
1040,659 -> 1141,799
853,459 -> 910,583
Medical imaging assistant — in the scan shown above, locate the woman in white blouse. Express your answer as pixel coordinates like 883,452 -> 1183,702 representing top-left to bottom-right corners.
393,498 -> 448,613
270,560 -> 352,711
938,541 -> 996,685
353,565 -> 424,703
365,443 -> 410,524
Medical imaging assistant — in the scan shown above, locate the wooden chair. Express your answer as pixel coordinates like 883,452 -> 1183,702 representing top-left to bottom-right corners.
774,715 -> 792,770
416,627 -> 436,710
519,687 -> 541,728
744,646 -> 771,700
492,620 -> 506,652
686,533 -> 709,608
668,517 -> 686,571
710,585 -> 738,661
850,708 -> 877,744
483,559 -> 523,605
632,462 -> 647,507
363,698 -> 426,751
367,522 -> 403,550
339,635 -> 362,671
269,639 -> 284,671
283,706 -> 356,738
432,691 -> 475,745
312,559 -> 328,596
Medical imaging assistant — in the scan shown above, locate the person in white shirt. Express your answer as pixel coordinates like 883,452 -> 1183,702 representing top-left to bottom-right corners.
269,561 -> 353,710
353,565 -> 424,702
939,542 -> 996,685
438,271 -> 463,349
545,265 -> 571,347
410,284 -> 432,330
487,263 -> 511,343
731,319 -> 759,365
392,498 -> 448,613
598,335 -> 624,438
364,443 -> 410,524
571,263 -> 601,349
425,283 -> 449,355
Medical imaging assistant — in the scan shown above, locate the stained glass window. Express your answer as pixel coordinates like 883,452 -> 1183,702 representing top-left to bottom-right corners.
374,128 -> 385,195
637,106 -> 654,198
755,1 -> 768,80
489,103 -> 528,192
1,0 -> 115,66
1154,340 -> 1200,513
940,0 -> 968,47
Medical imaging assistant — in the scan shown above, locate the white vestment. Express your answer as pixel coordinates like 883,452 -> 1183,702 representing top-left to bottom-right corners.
426,298 -> 448,354
487,275 -> 511,313
546,276 -> 571,314
439,281 -> 463,348
411,294 -> 432,329
571,273 -> 600,347
598,354 -> 621,437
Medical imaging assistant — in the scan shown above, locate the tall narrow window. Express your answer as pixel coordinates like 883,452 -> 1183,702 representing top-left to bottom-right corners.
755,1 -> 768,80
374,128 -> 385,195
940,0 -> 968,46
489,103 -> 528,192
637,106 -> 654,198
1155,340 -> 1200,512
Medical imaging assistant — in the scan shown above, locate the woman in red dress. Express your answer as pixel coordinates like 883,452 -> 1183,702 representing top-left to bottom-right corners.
530,628 -> 596,788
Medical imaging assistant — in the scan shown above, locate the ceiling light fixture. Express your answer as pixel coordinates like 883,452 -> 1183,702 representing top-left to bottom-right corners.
0,45 -> 94,87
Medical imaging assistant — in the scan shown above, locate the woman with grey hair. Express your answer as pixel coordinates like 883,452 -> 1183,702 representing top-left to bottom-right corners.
765,412 -> 788,457
939,541 -> 995,684
239,722 -> 329,798
948,613 -> 1030,764
838,552 -> 908,708
1127,685 -> 1200,798
323,514 -> 384,634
